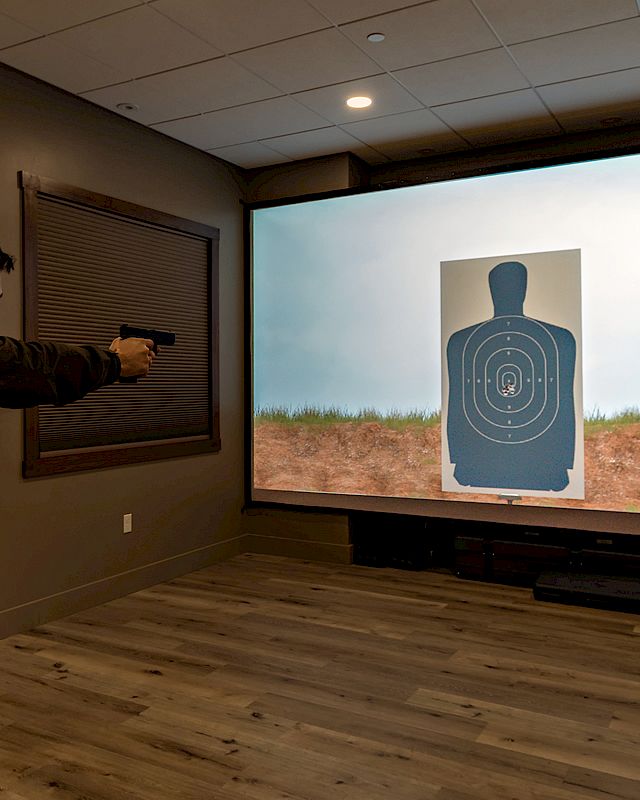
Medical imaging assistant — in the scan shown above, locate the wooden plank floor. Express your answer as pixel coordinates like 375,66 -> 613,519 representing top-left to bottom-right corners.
1,553 -> 639,799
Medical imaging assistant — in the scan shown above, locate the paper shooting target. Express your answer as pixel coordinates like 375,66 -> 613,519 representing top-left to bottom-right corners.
441,251 -> 583,498
461,314 -> 559,444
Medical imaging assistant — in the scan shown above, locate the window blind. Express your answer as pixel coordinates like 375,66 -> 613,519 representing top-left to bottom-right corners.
21,173 -> 220,476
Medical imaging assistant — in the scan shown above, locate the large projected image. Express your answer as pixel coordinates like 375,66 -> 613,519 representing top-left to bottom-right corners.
251,152 -> 640,520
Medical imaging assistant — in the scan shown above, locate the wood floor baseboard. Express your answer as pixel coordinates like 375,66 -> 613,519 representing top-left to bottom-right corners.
244,533 -> 353,563
242,507 -> 352,563
0,534 -> 246,640
1,513 -> 351,641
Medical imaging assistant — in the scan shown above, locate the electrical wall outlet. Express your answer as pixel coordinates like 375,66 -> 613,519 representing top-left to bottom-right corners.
123,513 -> 133,534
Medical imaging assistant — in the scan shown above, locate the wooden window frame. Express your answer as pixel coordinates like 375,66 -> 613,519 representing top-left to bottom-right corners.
20,172 -> 220,478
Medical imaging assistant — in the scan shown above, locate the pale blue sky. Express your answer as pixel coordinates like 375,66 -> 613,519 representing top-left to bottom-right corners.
253,152 -> 640,417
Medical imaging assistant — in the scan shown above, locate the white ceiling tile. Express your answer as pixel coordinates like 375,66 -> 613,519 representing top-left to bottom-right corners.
4,0 -> 638,169
233,28 -> 381,93
341,108 -> 468,152
537,69 -> 640,130
261,125 -> 373,160
433,89 -> 561,144
151,0 -> 330,53
152,96 -> 329,150
0,12 -> 39,48
538,68 -> 640,112
81,58 -> 281,124
340,0 -> 500,71
307,0 -> 425,25
377,137 -> 469,160
546,109 -> 640,134
292,74 -> 423,124
0,37 -> 127,92
476,0 -> 638,45
460,119 -> 563,146
0,0 -> 143,34
53,5 -> 220,79
208,142 -> 292,168
393,49 -> 529,106
510,18 -> 640,86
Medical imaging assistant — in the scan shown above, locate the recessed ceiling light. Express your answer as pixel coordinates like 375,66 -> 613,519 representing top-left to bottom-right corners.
346,96 -> 372,109
116,102 -> 139,112
367,32 -> 385,42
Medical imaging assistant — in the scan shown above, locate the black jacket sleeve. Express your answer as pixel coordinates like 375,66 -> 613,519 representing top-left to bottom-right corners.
0,336 -> 121,408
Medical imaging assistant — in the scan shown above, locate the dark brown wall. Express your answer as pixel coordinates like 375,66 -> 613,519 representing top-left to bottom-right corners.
0,65 -> 246,637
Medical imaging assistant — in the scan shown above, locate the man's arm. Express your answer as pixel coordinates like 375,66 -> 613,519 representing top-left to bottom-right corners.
0,336 -> 156,409
0,336 -> 122,408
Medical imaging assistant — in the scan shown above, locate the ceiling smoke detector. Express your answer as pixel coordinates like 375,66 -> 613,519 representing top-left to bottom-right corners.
116,102 -> 140,112
367,32 -> 385,42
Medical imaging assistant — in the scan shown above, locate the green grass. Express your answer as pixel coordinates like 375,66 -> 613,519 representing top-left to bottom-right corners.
256,405 -> 640,436
584,406 -> 640,437
254,405 -> 441,430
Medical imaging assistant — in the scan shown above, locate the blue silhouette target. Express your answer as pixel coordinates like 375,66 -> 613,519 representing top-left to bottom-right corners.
462,316 -> 560,443
446,261 -> 577,492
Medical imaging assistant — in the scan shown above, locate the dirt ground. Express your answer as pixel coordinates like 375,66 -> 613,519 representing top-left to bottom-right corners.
253,421 -> 640,512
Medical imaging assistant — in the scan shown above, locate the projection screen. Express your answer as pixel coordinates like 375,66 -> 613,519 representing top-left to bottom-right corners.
249,150 -> 640,535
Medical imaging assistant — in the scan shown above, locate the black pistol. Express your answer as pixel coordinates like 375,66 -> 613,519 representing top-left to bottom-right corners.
119,323 -> 176,383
